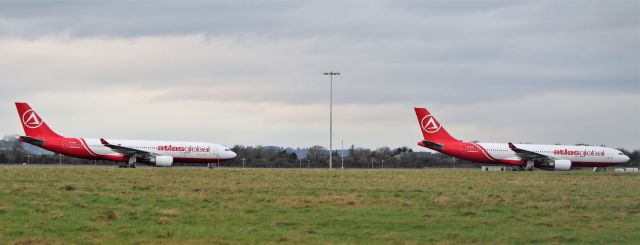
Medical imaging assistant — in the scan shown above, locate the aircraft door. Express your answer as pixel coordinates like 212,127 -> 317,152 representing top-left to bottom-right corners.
460,144 -> 478,153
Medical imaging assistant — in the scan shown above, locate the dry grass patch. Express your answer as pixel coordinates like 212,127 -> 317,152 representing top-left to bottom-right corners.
157,208 -> 180,216
157,217 -> 173,225
50,210 -> 65,220
96,210 -> 118,222
274,196 -> 315,207
433,195 -> 451,207
317,195 -> 362,207
10,239 -> 64,245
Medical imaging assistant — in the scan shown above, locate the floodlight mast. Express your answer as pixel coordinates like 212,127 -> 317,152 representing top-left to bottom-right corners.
341,139 -> 344,169
322,71 -> 340,169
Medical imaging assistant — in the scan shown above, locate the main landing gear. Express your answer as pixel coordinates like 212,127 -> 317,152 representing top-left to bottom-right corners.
593,167 -> 607,172
119,156 -> 137,168
524,160 -> 535,171
515,161 -> 535,171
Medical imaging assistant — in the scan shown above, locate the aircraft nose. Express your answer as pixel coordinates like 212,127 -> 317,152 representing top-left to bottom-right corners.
229,151 -> 237,159
623,155 -> 630,162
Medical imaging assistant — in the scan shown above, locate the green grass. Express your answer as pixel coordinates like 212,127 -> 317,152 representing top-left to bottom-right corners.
0,167 -> 638,244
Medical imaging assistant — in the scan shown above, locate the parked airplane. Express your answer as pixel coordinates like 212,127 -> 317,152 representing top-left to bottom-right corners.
15,102 -> 236,167
414,107 -> 629,170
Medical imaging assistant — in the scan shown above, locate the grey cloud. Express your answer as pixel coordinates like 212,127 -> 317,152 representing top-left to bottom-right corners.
0,1 -> 637,149
2,2 -> 633,40
0,2 -> 290,37
0,32 -> 637,106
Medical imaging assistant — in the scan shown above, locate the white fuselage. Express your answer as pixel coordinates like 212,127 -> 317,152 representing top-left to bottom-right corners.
476,143 -> 629,165
81,138 -> 237,161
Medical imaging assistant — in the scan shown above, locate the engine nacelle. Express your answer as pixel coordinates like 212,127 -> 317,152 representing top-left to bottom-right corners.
553,159 -> 571,171
151,155 -> 173,167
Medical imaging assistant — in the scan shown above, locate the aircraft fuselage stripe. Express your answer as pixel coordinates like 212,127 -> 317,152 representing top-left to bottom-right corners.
79,138 -> 98,156
471,143 -> 496,161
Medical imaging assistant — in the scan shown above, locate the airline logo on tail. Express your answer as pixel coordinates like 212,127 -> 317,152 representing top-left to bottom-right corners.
421,115 -> 441,133
22,110 -> 43,129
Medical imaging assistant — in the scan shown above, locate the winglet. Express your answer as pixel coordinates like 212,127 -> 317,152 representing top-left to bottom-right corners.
100,138 -> 109,145
508,142 -> 517,150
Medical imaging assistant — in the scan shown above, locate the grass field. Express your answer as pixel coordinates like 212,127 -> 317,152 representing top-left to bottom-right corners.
0,166 -> 639,244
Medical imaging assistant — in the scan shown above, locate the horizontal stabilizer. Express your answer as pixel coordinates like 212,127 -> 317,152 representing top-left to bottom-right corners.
422,140 -> 444,150
19,136 -> 45,146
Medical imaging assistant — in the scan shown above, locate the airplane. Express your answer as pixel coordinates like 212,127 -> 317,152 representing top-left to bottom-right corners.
414,107 -> 630,171
15,102 -> 237,168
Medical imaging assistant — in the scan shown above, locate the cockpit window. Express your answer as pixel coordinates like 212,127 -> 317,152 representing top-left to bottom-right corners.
619,152 -> 624,155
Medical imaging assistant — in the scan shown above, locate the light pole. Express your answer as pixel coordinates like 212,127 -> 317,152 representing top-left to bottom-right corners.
323,71 -> 340,169
341,139 -> 344,170
241,157 -> 245,169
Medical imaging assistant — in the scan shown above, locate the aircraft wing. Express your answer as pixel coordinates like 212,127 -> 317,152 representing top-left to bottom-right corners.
100,138 -> 153,157
508,142 -> 552,161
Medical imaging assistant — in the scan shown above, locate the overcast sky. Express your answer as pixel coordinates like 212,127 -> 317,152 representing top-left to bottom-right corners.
0,1 -> 638,150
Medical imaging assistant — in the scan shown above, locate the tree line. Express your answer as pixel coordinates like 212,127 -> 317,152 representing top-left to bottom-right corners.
1,140 -> 639,169
227,145 -> 480,168
228,145 -> 640,169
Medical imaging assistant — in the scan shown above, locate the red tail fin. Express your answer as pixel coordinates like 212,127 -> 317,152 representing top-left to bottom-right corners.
414,107 -> 459,142
15,102 -> 63,138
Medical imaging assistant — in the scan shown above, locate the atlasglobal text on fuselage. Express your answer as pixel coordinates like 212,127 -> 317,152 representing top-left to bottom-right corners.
15,102 -> 236,167
414,107 -> 629,171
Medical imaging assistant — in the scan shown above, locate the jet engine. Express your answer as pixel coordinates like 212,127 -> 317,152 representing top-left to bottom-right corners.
552,159 -> 571,171
150,155 -> 173,167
